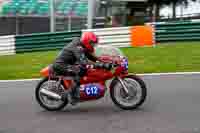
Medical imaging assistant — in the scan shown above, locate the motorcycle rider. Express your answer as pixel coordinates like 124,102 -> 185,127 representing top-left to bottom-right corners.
52,32 -> 112,105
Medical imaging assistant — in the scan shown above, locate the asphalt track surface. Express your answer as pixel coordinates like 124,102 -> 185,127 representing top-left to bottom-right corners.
1,74 -> 200,133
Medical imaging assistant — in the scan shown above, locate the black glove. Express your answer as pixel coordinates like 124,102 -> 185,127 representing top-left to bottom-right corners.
94,62 -> 104,68
103,62 -> 113,70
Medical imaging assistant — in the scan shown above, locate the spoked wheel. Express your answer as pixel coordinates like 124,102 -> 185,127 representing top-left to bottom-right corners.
110,75 -> 147,110
35,77 -> 68,111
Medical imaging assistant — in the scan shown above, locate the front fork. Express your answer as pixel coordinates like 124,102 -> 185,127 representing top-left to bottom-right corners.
117,76 -> 129,94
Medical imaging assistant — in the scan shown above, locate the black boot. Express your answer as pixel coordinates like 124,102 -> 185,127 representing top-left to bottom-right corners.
70,83 -> 80,105
61,93 -> 68,101
60,87 -> 79,104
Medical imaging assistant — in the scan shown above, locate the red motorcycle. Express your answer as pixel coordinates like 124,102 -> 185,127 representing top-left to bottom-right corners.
35,47 -> 147,111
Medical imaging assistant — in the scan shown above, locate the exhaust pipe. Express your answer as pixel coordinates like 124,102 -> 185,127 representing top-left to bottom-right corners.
40,88 -> 62,100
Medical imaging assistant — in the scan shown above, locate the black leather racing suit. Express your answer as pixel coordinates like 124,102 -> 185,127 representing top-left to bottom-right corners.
52,37 -> 98,99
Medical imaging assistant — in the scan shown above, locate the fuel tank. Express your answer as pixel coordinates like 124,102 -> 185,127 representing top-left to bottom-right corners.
80,69 -> 113,84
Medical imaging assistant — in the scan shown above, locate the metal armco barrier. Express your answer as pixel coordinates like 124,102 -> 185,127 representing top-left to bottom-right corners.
15,31 -> 81,53
0,30 -> 81,55
1,21 -> 200,56
0,25 -> 155,56
0,25 -> 159,55
154,21 -> 200,42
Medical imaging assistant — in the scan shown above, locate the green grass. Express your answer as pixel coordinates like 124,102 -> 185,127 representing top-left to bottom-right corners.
1,41 -> 200,80
124,41 -> 200,74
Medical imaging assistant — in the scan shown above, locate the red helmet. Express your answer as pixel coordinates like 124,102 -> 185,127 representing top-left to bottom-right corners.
80,32 -> 99,53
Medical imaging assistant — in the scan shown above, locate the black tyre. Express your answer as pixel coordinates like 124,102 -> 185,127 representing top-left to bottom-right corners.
35,77 -> 68,111
110,75 -> 147,110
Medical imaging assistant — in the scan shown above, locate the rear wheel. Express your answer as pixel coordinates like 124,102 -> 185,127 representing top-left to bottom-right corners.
35,77 -> 68,111
110,75 -> 147,110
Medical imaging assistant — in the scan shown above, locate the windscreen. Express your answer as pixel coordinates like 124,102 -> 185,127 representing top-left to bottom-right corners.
94,45 -> 125,57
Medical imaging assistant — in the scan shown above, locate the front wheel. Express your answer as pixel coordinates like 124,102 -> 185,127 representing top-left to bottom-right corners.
110,75 -> 147,110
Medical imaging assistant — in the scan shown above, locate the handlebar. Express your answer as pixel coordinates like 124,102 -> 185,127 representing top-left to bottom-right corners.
86,62 -> 118,70
83,55 -> 126,71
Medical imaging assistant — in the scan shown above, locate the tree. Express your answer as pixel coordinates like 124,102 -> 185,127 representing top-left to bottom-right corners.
148,0 -> 198,20
170,0 -> 197,18
148,0 -> 171,21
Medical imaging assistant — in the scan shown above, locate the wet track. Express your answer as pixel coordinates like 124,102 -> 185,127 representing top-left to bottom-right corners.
1,74 -> 200,133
